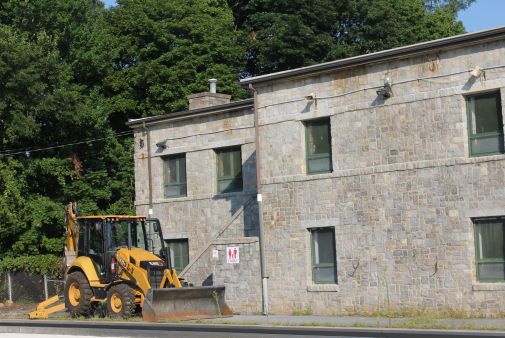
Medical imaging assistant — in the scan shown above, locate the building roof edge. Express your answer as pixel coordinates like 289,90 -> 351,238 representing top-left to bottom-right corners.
240,26 -> 505,86
126,98 -> 254,128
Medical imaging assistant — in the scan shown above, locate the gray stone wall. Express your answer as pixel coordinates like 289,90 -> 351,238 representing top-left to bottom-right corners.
132,38 -> 505,316
262,156 -> 505,315
181,237 -> 262,314
254,39 -> 505,315
133,106 -> 262,314
134,108 -> 256,204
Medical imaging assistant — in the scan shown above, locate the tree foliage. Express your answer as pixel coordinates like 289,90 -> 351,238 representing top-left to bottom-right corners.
231,0 -> 470,75
101,0 -> 248,127
0,1 -> 133,271
0,0 -> 472,272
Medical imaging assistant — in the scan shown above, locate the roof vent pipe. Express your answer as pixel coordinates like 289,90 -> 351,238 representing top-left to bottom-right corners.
209,78 -> 217,94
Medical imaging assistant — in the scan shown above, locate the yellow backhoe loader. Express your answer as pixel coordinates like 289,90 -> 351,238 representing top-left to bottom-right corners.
29,203 -> 230,321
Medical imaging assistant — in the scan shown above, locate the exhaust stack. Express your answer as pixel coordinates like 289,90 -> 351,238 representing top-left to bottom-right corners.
187,78 -> 231,110
209,78 -> 217,93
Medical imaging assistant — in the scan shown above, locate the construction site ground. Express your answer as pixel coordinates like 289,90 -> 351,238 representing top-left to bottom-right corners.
0,303 -> 36,319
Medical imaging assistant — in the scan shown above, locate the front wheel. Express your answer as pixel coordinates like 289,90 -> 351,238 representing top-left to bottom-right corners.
65,271 -> 94,317
106,284 -> 136,319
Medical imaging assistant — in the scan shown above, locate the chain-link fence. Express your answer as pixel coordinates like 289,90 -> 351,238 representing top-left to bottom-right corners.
0,271 -> 64,304
0,273 -> 7,302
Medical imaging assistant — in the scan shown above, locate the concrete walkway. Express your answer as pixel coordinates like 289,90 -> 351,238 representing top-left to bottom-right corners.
203,314 -> 505,330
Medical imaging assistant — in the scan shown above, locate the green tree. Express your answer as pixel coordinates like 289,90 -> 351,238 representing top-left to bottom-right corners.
231,0 -> 470,75
0,1 -> 135,271
422,0 -> 475,14
100,0 -> 247,129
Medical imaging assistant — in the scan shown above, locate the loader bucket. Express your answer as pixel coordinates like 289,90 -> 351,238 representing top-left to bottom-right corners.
142,285 -> 232,322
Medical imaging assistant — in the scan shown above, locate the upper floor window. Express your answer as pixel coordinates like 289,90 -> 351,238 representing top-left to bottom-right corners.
467,91 -> 504,156
474,217 -> 505,282
216,147 -> 243,193
305,118 -> 332,174
163,154 -> 187,198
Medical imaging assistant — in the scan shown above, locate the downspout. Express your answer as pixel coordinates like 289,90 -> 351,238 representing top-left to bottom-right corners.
249,83 -> 269,315
142,121 -> 153,217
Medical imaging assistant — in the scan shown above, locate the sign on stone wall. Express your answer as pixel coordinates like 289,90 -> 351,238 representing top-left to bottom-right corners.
226,246 -> 239,264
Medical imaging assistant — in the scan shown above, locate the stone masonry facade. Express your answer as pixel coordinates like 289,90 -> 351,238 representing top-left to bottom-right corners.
130,29 -> 505,316
254,37 -> 505,315
132,100 -> 262,314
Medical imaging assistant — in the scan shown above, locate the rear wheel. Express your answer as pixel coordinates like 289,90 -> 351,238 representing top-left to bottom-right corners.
106,284 -> 135,319
65,271 -> 94,317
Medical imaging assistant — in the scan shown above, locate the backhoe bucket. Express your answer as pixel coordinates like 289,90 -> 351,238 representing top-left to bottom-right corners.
142,286 -> 231,322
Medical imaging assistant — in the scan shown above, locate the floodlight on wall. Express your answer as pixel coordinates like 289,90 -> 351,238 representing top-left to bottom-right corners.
304,93 -> 316,101
470,66 -> 484,79
376,78 -> 393,99
156,140 -> 167,149
304,93 -> 318,111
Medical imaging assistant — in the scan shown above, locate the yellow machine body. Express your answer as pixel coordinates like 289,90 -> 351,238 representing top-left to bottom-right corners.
29,203 -> 229,321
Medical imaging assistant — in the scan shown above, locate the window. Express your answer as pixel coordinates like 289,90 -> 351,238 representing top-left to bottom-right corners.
467,92 -> 504,156
145,219 -> 163,254
78,222 -> 86,254
474,217 -> 505,282
109,220 -> 130,250
165,239 -> 189,272
163,154 -> 187,198
216,147 -> 243,193
305,118 -> 332,174
310,227 -> 337,284
88,221 -> 104,255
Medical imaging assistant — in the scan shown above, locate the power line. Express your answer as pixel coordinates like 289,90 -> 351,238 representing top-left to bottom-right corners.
3,130 -> 134,153
0,131 -> 134,157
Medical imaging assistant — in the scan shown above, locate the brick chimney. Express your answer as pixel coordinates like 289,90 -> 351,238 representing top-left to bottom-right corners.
187,79 -> 231,110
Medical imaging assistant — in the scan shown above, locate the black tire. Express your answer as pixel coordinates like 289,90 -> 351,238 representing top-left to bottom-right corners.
65,271 -> 94,317
106,284 -> 136,319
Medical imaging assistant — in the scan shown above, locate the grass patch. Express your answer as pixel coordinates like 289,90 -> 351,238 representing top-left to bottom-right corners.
336,307 -> 500,320
199,318 -> 505,331
291,307 -> 314,316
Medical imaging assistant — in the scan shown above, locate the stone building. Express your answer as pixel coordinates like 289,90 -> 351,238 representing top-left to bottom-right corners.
128,26 -> 505,315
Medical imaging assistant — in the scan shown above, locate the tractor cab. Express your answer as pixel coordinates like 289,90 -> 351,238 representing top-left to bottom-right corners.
76,216 -> 165,283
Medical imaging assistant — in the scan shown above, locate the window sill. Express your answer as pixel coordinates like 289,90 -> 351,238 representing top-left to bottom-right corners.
214,191 -> 245,198
159,195 -> 190,202
472,283 -> 505,291
307,284 -> 339,292
307,170 -> 333,176
469,152 -> 505,158
164,195 -> 188,200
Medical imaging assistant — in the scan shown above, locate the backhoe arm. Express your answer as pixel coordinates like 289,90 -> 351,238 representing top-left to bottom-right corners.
65,202 -> 79,253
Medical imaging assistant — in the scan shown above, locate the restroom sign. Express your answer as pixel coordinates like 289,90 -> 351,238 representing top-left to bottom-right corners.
226,246 -> 239,264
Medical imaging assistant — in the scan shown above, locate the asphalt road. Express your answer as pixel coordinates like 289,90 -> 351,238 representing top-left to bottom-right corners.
1,320 -> 505,338
0,334 -> 371,338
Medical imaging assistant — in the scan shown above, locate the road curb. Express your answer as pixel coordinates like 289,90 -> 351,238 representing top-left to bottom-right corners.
1,320 -> 505,337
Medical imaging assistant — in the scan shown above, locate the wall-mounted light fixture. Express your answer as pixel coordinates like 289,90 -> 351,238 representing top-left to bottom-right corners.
304,93 -> 318,111
376,78 -> 393,99
304,93 -> 316,101
156,140 -> 167,149
470,66 -> 484,79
